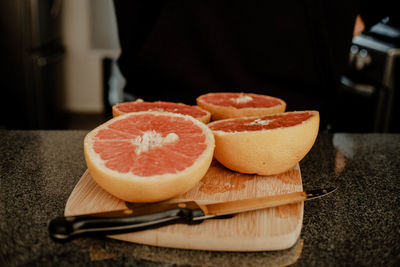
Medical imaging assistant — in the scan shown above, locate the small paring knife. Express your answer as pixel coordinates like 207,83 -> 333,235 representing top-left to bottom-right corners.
49,187 -> 336,242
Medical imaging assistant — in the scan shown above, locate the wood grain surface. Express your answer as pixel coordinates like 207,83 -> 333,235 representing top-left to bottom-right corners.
65,160 -> 304,251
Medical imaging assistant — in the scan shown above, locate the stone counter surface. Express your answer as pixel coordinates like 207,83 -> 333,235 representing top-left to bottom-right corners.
0,130 -> 399,266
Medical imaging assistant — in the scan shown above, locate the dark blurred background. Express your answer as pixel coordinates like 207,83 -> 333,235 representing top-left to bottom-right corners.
0,0 -> 399,132
340,18 -> 400,133
0,0 -> 119,130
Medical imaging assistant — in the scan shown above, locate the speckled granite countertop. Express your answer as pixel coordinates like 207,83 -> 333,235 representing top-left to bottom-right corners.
1,130 -> 399,266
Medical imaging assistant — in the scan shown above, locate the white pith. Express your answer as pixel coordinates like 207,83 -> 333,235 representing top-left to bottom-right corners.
230,94 -> 253,104
249,118 -> 272,126
148,108 -> 166,112
134,130 -> 179,154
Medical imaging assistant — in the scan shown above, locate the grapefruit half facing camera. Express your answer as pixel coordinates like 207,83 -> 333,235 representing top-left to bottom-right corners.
84,111 -> 215,202
207,111 -> 319,176
112,99 -> 211,123
196,92 -> 286,120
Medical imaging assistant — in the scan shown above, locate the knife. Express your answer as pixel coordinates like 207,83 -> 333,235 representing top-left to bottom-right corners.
49,187 -> 336,242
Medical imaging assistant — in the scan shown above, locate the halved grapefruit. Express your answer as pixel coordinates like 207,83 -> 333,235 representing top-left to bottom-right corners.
196,92 -> 286,120
207,111 -> 319,175
84,111 -> 215,202
112,99 -> 211,123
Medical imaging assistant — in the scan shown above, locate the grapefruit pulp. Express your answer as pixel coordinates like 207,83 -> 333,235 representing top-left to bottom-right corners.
112,99 -> 211,123
196,92 -> 286,120
84,111 -> 215,202
207,111 -> 319,175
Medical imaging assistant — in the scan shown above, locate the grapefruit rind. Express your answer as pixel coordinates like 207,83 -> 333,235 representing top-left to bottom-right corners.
207,111 -> 319,175
196,92 -> 286,121
112,99 -> 211,124
84,111 -> 215,202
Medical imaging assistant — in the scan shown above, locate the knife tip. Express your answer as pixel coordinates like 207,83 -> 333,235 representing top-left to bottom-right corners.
305,186 -> 337,199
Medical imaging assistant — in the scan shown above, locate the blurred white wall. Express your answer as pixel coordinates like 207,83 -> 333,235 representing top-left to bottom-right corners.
61,0 -> 121,113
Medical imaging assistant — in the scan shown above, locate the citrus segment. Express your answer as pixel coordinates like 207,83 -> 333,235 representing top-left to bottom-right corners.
112,99 -> 211,123
207,111 -> 319,176
199,92 -> 282,108
84,111 -> 215,202
209,112 -> 313,132
196,92 -> 286,120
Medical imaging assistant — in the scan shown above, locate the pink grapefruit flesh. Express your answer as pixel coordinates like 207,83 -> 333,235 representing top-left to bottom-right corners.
112,100 -> 211,123
208,112 -> 313,132
207,111 -> 319,175
199,92 -> 283,108
84,111 -> 215,202
196,92 -> 286,120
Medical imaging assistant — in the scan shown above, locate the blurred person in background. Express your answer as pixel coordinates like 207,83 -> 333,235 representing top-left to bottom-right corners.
112,0 -> 395,131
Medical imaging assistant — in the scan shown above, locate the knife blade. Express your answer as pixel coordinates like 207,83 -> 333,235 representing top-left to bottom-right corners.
49,187 -> 336,242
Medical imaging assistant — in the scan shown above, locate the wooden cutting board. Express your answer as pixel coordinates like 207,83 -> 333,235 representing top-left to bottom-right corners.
65,160 -> 304,251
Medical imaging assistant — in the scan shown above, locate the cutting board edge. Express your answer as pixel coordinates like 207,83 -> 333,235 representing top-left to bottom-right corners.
108,219 -> 303,252
106,202 -> 304,252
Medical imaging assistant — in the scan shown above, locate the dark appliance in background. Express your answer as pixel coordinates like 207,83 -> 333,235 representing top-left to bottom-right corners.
0,0 -> 64,129
340,18 -> 400,133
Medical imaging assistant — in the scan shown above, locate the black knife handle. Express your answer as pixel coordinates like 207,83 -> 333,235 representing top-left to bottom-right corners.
49,201 -> 205,242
